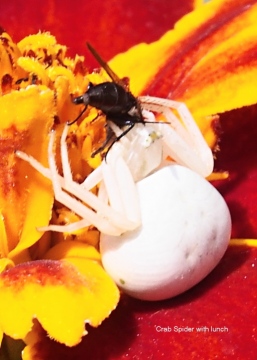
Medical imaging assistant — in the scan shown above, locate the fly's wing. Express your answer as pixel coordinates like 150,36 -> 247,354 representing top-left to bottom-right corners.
87,42 -> 128,90
87,43 -> 144,121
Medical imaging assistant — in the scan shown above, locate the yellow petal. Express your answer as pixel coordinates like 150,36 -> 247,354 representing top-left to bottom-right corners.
17,57 -> 50,86
0,255 -> 119,346
0,86 -> 54,261
17,32 -> 66,64
229,239 -> 257,247
0,213 -> 8,259
0,258 -> 14,273
43,240 -> 101,262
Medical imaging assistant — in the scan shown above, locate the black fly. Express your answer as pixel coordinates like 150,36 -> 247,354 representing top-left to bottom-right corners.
70,43 -> 146,157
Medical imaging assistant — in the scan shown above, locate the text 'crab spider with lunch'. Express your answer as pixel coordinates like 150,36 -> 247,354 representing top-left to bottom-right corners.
16,96 -> 214,236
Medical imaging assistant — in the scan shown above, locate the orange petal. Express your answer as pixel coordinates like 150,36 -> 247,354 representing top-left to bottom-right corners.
44,241 -> 120,327
0,31 -> 27,91
0,256 -> 119,346
0,86 -> 54,261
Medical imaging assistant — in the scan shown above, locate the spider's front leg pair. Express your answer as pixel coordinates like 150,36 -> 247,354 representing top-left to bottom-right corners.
16,124 -> 141,236
140,96 -> 214,178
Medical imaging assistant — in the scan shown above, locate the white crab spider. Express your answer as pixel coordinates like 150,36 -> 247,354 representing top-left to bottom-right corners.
16,96 -> 214,236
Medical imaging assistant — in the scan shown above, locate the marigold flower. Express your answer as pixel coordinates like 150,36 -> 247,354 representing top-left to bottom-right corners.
0,0 -> 257,358
0,30 -> 119,353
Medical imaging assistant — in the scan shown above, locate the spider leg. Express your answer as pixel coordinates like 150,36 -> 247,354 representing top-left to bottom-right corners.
60,124 -> 73,184
139,96 -> 214,177
50,128 -> 137,234
80,165 -> 103,190
17,113 -> 145,236
38,219 -> 91,233
101,146 -> 141,227
17,131 -> 138,235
